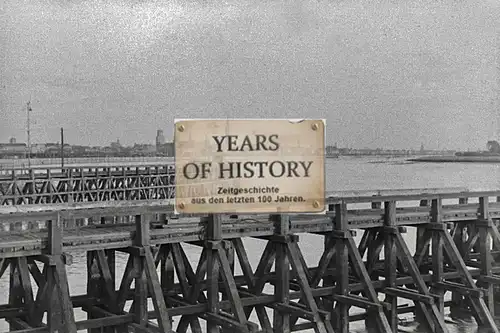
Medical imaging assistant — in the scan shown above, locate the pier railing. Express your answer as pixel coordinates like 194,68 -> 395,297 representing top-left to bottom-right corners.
1,190 -> 500,332
0,164 -> 176,205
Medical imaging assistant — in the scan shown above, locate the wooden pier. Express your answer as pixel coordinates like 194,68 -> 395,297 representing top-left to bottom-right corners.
1,188 -> 500,332
0,164 -> 176,206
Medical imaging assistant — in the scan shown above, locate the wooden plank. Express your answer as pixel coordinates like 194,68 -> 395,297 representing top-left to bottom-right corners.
366,230 -> 384,276
135,214 -> 150,246
133,255 -> 148,326
384,287 -> 434,303
310,236 -> 336,288
176,248 -> 207,333
75,314 -> 134,330
323,202 -> 336,331
334,203 -> 349,333
95,250 -> 118,312
207,247 -> 220,333
250,240 -> 275,296
393,231 -> 447,333
215,243 -> 249,332
160,244 -> 175,308
327,187 -> 469,199
332,295 -> 380,309
273,214 -> 291,333
171,244 -> 192,296
286,241 -> 332,333
116,255 -> 135,311
357,229 -> 372,258
9,259 -> 24,331
27,258 -> 44,289
384,201 -> 398,332
52,260 -> 77,333
478,197 -> 494,312
0,258 -> 9,280
441,229 -> 499,333
33,265 -> 50,325
232,238 -> 272,332
171,243 -> 203,333
345,235 -> 391,333
48,214 -> 62,255
207,214 -> 222,333
431,199 -> 445,313
17,257 -> 36,326
144,246 -> 172,333
86,251 -> 100,333
327,190 -> 500,205
436,281 -> 483,297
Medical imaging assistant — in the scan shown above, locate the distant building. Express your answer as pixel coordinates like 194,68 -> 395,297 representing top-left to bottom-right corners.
326,145 -> 339,157
132,144 -> 156,156
110,139 -> 122,150
31,144 -> 47,156
0,142 -> 26,158
157,142 -> 175,157
156,130 -> 165,148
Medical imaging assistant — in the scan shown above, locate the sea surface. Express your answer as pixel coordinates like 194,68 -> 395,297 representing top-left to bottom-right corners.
1,156 -> 500,332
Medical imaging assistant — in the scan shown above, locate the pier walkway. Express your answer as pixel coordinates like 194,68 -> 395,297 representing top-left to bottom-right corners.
1,178 -> 500,332
0,164 -> 176,205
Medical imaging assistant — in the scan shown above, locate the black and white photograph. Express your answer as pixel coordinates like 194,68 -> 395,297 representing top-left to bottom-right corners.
1,0 -> 500,332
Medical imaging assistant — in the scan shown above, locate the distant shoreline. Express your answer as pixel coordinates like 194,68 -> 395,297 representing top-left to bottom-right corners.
409,155 -> 500,163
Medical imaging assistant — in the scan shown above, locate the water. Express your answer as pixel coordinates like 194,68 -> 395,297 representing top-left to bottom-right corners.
1,156 -> 500,332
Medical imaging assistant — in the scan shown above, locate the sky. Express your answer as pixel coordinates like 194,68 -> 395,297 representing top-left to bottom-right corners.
0,0 -> 499,150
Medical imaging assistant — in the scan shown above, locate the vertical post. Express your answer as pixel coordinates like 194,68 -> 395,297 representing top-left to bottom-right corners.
221,239 -> 235,330
479,197 -> 494,312
384,201 -> 398,332
134,214 -> 149,326
416,198 -> 431,275
48,214 -> 76,333
324,204 -> 336,324
335,203 -> 349,333
105,248 -> 115,333
26,101 -> 32,168
450,222 -> 465,318
206,214 -> 222,333
450,196 -> 468,318
272,214 -> 291,333
8,260 -> 22,331
159,214 -> 174,297
60,127 -> 64,168
86,250 -> 100,333
431,198 -> 444,313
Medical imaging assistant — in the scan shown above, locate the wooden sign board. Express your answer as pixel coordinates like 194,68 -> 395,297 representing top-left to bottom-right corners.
174,119 -> 325,214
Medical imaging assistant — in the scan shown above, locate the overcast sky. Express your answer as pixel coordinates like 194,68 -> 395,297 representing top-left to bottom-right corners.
1,0 -> 499,150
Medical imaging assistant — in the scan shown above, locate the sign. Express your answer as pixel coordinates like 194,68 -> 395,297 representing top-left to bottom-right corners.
174,119 -> 325,214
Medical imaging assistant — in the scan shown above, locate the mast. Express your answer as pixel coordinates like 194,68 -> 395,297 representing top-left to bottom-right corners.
497,29 -> 500,141
61,127 -> 64,168
26,101 -> 32,168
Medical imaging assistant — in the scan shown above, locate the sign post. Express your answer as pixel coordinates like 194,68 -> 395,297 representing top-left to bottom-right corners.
174,119 -> 325,214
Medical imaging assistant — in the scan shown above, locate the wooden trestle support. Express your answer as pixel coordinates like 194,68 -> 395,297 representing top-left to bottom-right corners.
3,193 -> 500,332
